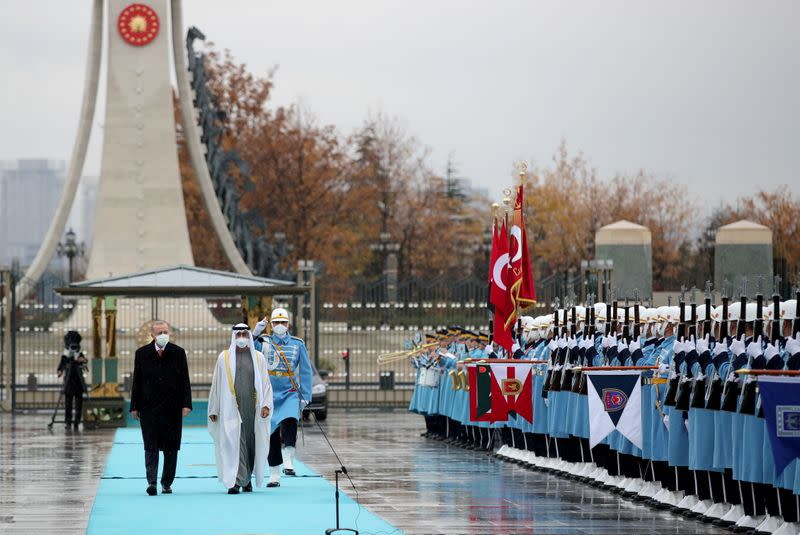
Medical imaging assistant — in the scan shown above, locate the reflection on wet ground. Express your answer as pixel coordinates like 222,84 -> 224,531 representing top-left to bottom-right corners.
0,409 -> 729,534
298,409 -> 729,535
0,413 -> 115,534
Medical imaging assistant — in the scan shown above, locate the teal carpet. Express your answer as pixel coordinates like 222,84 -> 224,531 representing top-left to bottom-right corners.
88,427 -> 401,535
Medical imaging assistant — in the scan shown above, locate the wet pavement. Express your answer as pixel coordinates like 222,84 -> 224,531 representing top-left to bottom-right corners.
0,408 -> 729,534
297,409 -> 728,535
0,412 -> 115,534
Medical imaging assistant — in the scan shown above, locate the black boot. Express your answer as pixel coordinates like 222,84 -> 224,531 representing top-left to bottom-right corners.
228,486 -> 240,494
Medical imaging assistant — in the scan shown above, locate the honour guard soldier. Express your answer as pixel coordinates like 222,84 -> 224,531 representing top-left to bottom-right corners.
253,308 -> 313,488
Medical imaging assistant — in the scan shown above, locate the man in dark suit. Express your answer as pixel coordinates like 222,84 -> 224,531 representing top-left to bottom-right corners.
130,320 -> 192,496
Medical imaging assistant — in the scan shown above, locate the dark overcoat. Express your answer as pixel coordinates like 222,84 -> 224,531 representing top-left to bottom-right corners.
129,342 -> 192,451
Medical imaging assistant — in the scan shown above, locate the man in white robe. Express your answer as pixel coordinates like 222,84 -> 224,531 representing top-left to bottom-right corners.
208,324 -> 273,493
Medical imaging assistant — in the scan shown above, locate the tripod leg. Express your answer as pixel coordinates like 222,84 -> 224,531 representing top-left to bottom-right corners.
49,389 -> 65,427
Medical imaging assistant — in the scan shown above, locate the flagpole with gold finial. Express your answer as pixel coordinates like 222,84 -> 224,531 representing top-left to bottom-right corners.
513,162 -> 528,346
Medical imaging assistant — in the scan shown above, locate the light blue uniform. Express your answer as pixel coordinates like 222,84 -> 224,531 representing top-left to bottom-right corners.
687,345 -> 719,472
641,335 -> 674,462
256,333 -> 313,432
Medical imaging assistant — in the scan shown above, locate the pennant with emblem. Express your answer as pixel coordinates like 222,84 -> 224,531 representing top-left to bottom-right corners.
586,370 -> 643,449
757,376 -> 800,477
467,361 -> 534,423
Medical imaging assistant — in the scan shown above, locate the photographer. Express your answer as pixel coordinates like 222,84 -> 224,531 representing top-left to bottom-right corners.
57,331 -> 88,429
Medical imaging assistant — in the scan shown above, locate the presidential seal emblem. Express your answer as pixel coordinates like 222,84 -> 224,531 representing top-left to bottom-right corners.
118,4 -> 159,47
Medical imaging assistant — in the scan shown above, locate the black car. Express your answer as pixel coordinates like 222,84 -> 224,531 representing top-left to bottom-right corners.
302,361 -> 328,421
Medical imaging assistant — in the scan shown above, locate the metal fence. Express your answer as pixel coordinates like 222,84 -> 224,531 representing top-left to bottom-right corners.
318,276 -> 488,389
3,272 -> 505,409
4,269 -> 255,409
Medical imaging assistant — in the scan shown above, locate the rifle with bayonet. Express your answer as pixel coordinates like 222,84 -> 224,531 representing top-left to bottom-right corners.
690,283 -> 713,409
576,296 -> 597,395
664,286 -> 687,407
706,281 -> 729,410
739,278 -> 765,415
541,298 -> 559,398
722,278 -> 749,412
549,306 -> 570,392
676,288 -> 698,410
771,277 -> 781,345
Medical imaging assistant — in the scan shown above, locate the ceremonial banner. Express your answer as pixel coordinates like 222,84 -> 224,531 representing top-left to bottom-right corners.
489,220 -> 513,352
505,184 -> 536,331
468,361 -> 534,423
758,376 -> 800,476
586,371 -> 643,449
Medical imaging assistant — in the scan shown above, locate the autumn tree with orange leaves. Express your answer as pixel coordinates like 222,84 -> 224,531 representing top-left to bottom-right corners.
177,47 -> 797,297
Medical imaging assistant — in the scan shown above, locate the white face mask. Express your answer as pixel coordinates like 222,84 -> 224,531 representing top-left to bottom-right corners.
155,334 -> 169,347
272,324 -> 288,336
235,338 -> 249,349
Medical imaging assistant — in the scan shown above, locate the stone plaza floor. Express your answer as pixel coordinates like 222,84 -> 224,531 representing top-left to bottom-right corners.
0,408 -> 729,534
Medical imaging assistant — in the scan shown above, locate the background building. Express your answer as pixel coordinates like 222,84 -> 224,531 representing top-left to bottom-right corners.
0,159 -> 97,271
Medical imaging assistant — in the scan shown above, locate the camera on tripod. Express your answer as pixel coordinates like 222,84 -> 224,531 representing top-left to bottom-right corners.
49,331 -> 88,430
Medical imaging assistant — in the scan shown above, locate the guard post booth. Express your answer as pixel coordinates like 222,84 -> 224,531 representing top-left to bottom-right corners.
55,265 -> 309,428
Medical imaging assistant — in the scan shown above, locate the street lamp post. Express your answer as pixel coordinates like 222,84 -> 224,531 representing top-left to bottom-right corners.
56,228 -> 85,283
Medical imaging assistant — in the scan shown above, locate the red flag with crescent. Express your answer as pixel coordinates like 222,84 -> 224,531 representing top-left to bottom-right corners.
505,184 -> 536,330
490,219 -> 513,352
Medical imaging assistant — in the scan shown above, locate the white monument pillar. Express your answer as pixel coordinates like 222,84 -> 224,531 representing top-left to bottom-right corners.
86,0 -> 194,278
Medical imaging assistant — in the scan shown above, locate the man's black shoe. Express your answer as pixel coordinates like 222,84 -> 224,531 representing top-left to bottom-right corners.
242,483 -> 252,493
161,486 -> 172,494
266,481 -> 280,488
228,486 -> 240,494
146,485 -> 157,496
283,468 -> 296,476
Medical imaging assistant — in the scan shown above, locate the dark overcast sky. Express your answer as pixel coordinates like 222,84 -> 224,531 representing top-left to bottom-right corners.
1,1 -> 798,208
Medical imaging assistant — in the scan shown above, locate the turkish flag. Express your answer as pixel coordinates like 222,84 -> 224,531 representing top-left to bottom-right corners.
505,184 -> 536,331
490,219 -> 513,352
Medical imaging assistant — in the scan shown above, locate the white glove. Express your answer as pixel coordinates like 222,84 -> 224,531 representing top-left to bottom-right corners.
662,414 -> 670,427
557,337 -> 567,349
672,340 -> 684,354
629,339 -> 641,353
567,337 -> 577,350
484,342 -> 494,354
695,334 -> 709,355
657,363 -> 670,375
511,342 -> 521,353
582,338 -> 593,350
786,336 -> 800,356
253,319 -> 267,337
764,342 -> 780,361
729,337 -> 746,356
746,336 -> 763,359
617,340 -> 628,353
713,341 -> 728,356
684,418 -> 689,432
